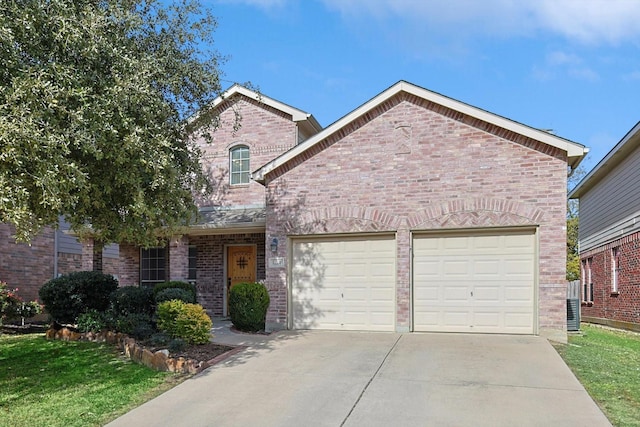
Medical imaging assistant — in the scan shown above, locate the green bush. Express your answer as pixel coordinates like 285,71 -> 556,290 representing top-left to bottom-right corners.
114,313 -> 154,339
155,287 -> 195,304
77,310 -> 108,333
153,281 -> 197,302
229,282 -> 270,332
39,271 -> 118,323
110,286 -> 155,316
156,300 -> 212,345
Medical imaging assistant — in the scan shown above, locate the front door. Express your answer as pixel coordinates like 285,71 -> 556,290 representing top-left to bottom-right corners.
227,245 -> 257,314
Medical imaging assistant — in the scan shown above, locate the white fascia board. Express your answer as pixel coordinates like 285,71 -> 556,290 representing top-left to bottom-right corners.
254,80 -> 587,182
569,121 -> 640,199
214,85 -> 312,122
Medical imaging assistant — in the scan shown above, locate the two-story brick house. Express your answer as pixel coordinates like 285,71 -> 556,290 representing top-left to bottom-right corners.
3,81 -> 587,341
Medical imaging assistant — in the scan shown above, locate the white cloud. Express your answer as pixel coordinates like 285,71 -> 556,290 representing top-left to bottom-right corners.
320,0 -> 640,45
533,50 -> 600,82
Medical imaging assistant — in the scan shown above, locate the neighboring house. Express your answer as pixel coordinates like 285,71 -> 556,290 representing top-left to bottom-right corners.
568,122 -> 640,331
0,219 -> 119,302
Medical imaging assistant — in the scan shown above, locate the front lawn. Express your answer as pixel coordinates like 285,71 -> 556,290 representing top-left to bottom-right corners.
0,333 -> 184,427
554,324 -> 640,426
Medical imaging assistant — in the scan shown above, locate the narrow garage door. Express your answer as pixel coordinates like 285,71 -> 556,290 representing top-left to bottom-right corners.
291,235 -> 396,331
413,230 -> 536,334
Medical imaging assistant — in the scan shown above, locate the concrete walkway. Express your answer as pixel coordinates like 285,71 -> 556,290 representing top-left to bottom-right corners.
107,320 -> 611,427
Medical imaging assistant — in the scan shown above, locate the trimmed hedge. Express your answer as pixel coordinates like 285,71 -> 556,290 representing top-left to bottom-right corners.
110,286 -> 155,316
156,300 -> 212,344
229,282 -> 269,332
153,281 -> 196,302
39,271 -> 118,324
155,287 -> 195,304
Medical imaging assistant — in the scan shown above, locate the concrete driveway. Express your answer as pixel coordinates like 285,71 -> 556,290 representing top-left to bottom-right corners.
107,326 -> 611,427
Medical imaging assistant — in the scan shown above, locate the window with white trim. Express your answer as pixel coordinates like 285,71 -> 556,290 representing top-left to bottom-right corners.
582,258 -> 593,303
230,145 -> 250,185
611,247 -> 620,293
141,247 -> 166,286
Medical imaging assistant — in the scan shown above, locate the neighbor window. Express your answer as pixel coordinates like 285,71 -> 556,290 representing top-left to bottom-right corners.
188,245 -> 197,282
611,247 -> 620,293
230,145 -> 250,185
141,247 -> 166,286
582,258 -> 593,303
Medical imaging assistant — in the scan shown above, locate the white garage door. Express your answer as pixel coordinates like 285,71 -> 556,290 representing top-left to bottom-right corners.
291,235 -> 396,331
413,230 -> 536,334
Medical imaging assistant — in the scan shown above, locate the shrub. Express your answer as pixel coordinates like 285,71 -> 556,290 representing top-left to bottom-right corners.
110,286 -> 155,316
39,271 -> 118,324
113,313 -> 155,339
0,282 -> 22,326
77,310 -> 108,333
153,281 -> 196,302
229,282 -> 270,332
155,288 -> 196,304
156,300 -> 212,344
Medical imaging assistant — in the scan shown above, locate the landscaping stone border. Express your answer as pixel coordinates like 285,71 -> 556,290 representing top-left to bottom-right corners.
44,326 -> 227,374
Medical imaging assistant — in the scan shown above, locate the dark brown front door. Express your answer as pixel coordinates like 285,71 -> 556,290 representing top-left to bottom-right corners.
227,245 -> 256,313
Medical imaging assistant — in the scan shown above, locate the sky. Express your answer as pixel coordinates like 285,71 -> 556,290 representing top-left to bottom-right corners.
205,0 -> 640,174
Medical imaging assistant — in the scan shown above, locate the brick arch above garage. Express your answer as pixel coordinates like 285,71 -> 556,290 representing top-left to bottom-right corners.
408,198 -> 545,230
283,205 -> 403,234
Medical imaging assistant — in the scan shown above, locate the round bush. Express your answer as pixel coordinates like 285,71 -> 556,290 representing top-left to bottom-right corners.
229,282 -> 270,332
113,312 -> 154,338
156,300 -> 212,344
110,286 -> 155,316
153,281 -> 196,302
39,271 -> 118,324
155,288 -> 196,304
77,309 -> 108,333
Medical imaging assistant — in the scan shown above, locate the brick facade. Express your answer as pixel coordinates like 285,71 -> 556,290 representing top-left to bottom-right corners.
580,231 -> 640,325
190,233 -> 266,316
264,93 -> 569,338
0,224 -> 55,302
193,96 -> 300,209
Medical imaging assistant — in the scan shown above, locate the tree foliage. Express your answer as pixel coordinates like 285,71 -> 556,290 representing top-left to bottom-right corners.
0,0 -> 224,245
566,165 -> 586,281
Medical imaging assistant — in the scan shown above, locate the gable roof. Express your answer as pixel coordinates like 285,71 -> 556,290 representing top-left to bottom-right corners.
253,80 -> 588,183
210,84 -> 322,137
569,121 -> 640,199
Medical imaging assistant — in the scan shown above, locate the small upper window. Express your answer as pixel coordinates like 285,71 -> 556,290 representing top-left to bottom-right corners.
230,146 -> 250,185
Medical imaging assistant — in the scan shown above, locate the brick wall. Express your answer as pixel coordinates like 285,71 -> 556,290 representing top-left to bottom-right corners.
190,233 -> 265,316
265,93 -> 568,336
193,95 -> 299,209
0,224 -> 55,302
581,231 -> 640,324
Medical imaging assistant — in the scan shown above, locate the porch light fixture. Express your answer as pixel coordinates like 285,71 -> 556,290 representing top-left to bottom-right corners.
270,238 -> 278,253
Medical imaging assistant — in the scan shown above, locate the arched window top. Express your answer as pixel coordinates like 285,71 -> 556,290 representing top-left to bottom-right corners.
230,145 -> 250,185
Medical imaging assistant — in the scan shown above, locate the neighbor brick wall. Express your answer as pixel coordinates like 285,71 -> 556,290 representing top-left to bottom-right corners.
581,231 -> 640,324
0,224 -> 55,302
193,95 -> 299,209
265,93 -> 568,336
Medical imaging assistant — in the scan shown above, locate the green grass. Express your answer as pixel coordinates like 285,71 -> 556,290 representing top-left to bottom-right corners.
554,324 -> 640,427
0,333 -> 184,427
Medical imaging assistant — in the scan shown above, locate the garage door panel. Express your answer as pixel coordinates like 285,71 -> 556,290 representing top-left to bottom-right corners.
292,235 -> 395,332
413,231 -> 535,334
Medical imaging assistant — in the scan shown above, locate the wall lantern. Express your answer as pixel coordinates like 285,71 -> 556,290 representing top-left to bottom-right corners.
270,238 -> 279,253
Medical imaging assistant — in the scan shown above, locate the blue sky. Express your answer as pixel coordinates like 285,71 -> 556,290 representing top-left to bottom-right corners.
206,0 -> 640,173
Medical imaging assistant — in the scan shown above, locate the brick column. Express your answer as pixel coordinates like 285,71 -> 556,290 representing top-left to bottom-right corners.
81,239 -> 95,271
169,235 -> 189,282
